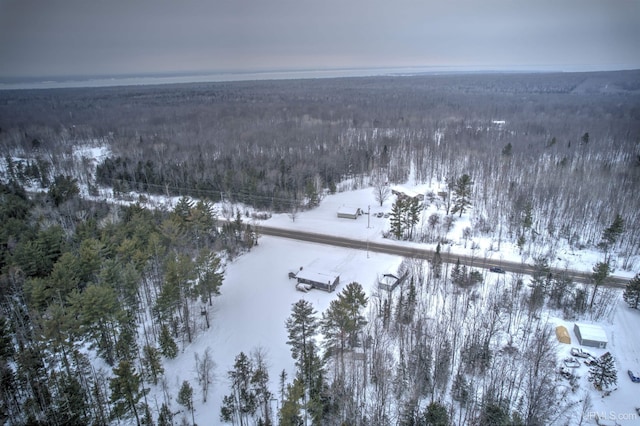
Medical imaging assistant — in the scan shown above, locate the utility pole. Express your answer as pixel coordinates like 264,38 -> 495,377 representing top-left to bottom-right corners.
367,205 -> 371,228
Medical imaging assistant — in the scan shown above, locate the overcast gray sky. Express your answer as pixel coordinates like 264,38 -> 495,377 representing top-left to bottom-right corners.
0,0 -> 638,79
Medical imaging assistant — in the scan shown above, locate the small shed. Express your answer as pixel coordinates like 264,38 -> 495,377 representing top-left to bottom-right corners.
296,268 -> 340,292
555,325 -> 571,344
378,272 -> 409,292
574,323 -> 608,349
337,206 -> 362,219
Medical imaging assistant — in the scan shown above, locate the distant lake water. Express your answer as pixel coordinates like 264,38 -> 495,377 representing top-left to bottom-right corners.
0,66 -> 561,90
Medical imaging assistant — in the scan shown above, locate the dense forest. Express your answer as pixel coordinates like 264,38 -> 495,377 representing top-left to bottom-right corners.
0,70 -> 639,425
2,71 -> 639,263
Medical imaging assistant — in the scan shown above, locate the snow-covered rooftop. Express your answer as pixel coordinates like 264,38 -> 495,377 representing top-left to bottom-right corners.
296,268 -> 339,284
575,322 -> 608,343
337,206 -> 360,215
391,185 -> 423,199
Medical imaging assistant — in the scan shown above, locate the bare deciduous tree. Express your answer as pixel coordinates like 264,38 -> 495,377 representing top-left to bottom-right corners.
195,347 -> 215,403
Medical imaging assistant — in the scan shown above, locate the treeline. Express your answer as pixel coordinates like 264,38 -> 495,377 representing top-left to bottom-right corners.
0,179 -> 254,425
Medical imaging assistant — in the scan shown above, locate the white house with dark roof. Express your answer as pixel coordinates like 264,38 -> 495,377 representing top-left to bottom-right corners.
295,267 -> 340,292
337,206 -> 361,219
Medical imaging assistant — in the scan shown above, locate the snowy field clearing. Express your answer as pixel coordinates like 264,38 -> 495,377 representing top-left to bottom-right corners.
154,236 -> 402,424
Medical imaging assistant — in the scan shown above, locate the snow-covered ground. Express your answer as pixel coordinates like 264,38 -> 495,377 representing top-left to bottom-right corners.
547,300 -> 640,424
261,185 -> 636,280
153,186 -> 640,425
3,146 -> 639,424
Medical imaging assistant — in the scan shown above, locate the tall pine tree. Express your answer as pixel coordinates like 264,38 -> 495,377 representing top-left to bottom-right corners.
452,174 -> 473,217
109,360 -> 143,426
177,380 -> 195,425
285,300 -> 319,402
588,352 -> 617,391
322,282 -> 368,378
623,273 -> 640,309
389,198 -> 405,239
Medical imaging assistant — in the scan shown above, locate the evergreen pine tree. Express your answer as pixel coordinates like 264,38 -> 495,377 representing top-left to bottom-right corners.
286,300 -> 319,383
285,299 -> 319,420
336,282 -> 368,348
68,283 -> 122,365
433,338 -> 452,392
141,403 -> 153,426
389,198 -> 405,239
581,132 -> 590,145
54,372 -> 89,426
431,242 -> 443,278
223,352 -> 257,425
157,403 -> 173,426
451,370 -> 470,405
195,250 -> 224,306
452,174 -> 473,217
422,401 -> 450,426
479,398 -> 511,426
382,297 -> 391,330
279,378 -> 304,426
408,341 -> 432,398
250,351 -> 273,425
401,277 -> 417,324
177,380 -> 195,425
306,352 -> 330,425
109,360 -> 143,426
220,394 -> 236,424
522,202 -> 533,231
588,352 -> 617,390
451,259 -> 466,287
599,214 -> 624,257
589,261 -> 610,310
623,273 -> 640,309
172,196 -> 194,227
142,345 -> 164,385
321,282 -> 368,377
404,197 -> 422,239
158,324 -> 178,359
304,179 -> 320,208
48,174 -> 80,206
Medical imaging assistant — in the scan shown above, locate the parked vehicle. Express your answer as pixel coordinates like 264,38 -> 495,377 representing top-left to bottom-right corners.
570,347 -> 592,358
583,355 -> 597,366
559,366 -> 573,379
296,283 -> 312,293
489,266 -> 505,273
628,370 -> 640,383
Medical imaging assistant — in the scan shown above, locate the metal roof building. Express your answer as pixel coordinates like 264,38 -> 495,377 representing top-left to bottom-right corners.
573,323 -> 608,349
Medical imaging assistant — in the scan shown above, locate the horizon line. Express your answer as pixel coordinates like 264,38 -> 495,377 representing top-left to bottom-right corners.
1,65 -> 638,91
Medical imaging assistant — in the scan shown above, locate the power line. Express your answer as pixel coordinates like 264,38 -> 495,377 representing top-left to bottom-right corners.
99,176 -> 305,207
